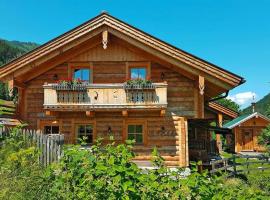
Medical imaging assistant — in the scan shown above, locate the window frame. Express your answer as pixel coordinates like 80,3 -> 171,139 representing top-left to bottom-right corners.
125,120 -> 147,146
75,123 -> 94,145
126,62 -> 151,80
127,124 -> 144,144
44,125 -> 60,134
38,120 -> 60,135
68,62 -> 93,83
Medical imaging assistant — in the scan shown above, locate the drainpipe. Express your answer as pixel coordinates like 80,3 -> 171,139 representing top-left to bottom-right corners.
208,91 -> 229,102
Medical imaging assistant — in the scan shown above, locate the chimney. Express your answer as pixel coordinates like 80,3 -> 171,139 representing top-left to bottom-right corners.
251,95 -> 256,113
251,102 -> 256,113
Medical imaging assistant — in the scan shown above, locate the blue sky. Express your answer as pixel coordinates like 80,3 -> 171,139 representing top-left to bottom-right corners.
1,0 -> 270,108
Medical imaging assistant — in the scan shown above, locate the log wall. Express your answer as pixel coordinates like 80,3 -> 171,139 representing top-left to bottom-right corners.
19,39 -> 197,166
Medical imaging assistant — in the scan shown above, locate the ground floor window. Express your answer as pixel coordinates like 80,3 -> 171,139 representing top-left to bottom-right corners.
44,126 -> 59,134
76,124 -> 93,145
128,124 -> 143,144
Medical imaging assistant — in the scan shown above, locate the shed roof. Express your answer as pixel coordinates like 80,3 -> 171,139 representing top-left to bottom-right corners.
208,102 -> 239,119
223,112 -> 270,129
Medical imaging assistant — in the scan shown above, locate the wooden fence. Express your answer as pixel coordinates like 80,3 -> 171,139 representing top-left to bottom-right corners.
209,155 -> 270,177
0,126 -> 64,166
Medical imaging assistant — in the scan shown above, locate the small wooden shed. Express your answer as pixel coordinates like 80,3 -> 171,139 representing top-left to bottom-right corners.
223,112 -> 270,153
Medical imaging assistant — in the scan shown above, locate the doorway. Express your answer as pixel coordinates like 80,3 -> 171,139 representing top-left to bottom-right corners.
241,129 -> 253,151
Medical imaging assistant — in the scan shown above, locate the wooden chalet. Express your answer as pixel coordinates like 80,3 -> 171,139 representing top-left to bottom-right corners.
0,12 -> 245,166
223,110 -> 269,153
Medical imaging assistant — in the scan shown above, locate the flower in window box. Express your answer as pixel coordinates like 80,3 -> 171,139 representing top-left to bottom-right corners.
125,78 -> 154,89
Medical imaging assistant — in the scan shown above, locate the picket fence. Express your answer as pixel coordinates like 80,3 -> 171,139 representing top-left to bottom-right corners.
0,126 -> 64,166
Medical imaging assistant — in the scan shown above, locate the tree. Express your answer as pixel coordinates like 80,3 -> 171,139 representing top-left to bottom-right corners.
0,82 -> 9,100
217,98 -> 241,113
266,104 -> 270,118
258,125 -> 270,154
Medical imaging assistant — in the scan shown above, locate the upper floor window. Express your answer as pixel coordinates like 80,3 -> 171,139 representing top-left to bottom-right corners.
127,62 -> 151,81
73,68 -> 91,82
69,63 -> 92,83
130,68 -> 147,80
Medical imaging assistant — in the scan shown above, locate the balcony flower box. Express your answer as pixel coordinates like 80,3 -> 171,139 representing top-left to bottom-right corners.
124,78 -> 155,90
53,78 -> 88,91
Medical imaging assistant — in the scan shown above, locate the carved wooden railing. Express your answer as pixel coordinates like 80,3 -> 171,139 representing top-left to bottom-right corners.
43,83 -> 167,110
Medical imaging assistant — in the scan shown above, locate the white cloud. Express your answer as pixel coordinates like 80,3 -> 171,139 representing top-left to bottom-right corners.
227,92 -> 257,106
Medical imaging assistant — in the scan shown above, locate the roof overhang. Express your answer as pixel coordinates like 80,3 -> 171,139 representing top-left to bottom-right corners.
0,13 -> 245,94
224,112 -> 270,129
207,102 -> 239,119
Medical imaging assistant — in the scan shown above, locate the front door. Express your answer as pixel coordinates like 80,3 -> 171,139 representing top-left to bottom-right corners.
241,129 -> 253,151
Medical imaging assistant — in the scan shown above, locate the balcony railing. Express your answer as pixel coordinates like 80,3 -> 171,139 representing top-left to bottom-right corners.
43,83 -> 167,110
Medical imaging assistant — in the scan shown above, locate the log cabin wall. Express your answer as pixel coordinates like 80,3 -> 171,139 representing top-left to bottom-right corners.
22,38 -> 196,167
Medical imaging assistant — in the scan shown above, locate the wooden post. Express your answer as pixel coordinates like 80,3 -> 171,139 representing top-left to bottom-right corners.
197,75 -> 205,118
218,113 -> 223,127
45,110 -> 51,116
232,155 -> 237,176
102,30 -> 108,49
216,134 -> 222,153
8,79 -> 14,97
86,111 -> 95,117
160,109 -> 166,116
122,110 -> 128,117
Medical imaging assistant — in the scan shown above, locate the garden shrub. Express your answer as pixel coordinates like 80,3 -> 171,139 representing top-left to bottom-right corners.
0,128 -> 269,200
0,126 -> 49,200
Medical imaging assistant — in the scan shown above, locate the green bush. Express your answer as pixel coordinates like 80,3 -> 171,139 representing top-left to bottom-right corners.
258,124 -> 270,154
0,129 -> 269,200
0,126 -> 49,200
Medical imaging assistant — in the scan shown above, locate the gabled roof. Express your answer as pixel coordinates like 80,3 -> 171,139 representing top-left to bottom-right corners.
0,12 -> 245,91
223,112 -> 270,129
208,102 -> 239,119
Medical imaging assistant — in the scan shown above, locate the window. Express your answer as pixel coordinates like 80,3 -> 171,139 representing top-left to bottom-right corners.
128,124 -> 143,144
44,126 -> 59,134
73,68 -> 91,82
76,124 -> 93,145
130,68 -> 146,79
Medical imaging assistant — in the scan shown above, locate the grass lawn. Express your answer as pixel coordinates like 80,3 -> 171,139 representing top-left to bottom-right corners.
221,152 -> 270,178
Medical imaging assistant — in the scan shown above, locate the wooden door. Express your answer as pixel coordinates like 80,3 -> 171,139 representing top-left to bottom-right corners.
241,129 -> 253,151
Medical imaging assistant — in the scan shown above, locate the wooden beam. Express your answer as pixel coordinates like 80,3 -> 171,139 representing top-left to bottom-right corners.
45,110 -> 51,116
218,113 -> 223,127
108,28 -> 235,89
102,30 -> 108,49
216,134 -> 222,153
198,75 -> 205,95
160,109 -> 166,116
7,79 -> 14,97
16,34 -> 102,83
86,111 -> 95,117
197,75 -> 205,118
122,110 -> 128,117
14,79 -> 26,89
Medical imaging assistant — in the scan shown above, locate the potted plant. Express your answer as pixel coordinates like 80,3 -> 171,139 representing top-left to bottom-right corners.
53,78 -> 88,91
124,78 -> 154,90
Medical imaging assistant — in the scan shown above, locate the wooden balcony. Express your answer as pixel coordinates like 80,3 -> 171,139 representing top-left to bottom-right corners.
43,83 -> 167,111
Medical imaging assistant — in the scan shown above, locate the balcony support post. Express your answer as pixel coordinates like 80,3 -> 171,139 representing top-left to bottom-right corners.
122,110 -> 128,117
86,111 -> 95,117
160,109 -> 166,116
